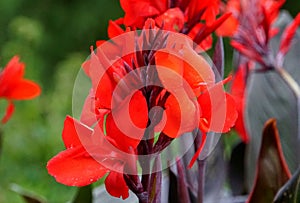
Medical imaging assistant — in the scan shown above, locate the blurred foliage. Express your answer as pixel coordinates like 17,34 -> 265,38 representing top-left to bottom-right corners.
0,0 -> 299,202
0,0 -> 122,202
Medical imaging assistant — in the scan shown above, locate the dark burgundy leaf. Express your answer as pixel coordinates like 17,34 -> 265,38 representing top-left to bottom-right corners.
273,166 -> 300,203
176,158 -> 191,203
212,37 -> 225,81
149,155 -> 162,203
228,142 -> 247,196
247,119 -> 291,203
168,167 -> 179,203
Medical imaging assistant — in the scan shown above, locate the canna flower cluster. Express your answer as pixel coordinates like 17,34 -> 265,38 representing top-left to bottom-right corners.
47,0 -> 238,201
0,56 -> 41,124
103,0 -> 232,50
226,0 -> 300,142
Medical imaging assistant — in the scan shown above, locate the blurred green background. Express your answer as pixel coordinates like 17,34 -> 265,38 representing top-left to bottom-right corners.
0,0 -> 123,202
0,0 -> 298,202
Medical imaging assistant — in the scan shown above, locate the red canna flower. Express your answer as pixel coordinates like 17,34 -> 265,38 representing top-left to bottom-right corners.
229,0 -> 285,67
189,78 -> 238,167
225,0 -> 300,144
47,116 -> 131,199
81,50 -> 149,152
217,0 -> 284,37
48,24 -> 238,199
113,0 -> 230,51
0,56 -> 41,124
120,0 -> 221,29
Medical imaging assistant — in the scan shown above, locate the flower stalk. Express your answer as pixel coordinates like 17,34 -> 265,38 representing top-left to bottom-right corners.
194,130 -> 207,203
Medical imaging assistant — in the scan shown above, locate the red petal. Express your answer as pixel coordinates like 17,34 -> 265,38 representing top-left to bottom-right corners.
3,79 -> 41,100
83,49 -> 116,109
234,105 -> 249,143
108,19 -> 125,39
154,50 -> 184,88
96,40 -> 105,47
105,170 -> 129,199
192,13 -> 232,45
47,146 -> 108,187
0,56 -> 24,83
155,48 -> 215,96
186,0 -> 203,25
198,81 -> 238,133
188,132 -> 207,168
120,0 -> 162,27
80,90 -> 110,126
105,91 -> 148,151
163,92 -> 198,138
216,15 -> 239,36
62,116 -> 93,149
199,34 -> 213,51
216,0 -> 240,36
155,8 -> 185,31
188,23 -> 213,50
1,101 -> 14,124
278,13 -> 300,60
151,0 -> 168,13
0,56 -> 41,100
230,41 -> 265,64
230,67 -> 249,143
200,0 -> 220,25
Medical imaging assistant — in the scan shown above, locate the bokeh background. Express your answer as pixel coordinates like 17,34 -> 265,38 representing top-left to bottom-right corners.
0,0 -> 298,202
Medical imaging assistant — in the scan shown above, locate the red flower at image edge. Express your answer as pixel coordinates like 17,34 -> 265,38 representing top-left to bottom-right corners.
217,0 -> 285,36
0,56 -> 41,124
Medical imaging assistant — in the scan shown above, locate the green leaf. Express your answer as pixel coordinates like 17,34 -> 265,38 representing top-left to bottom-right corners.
274,166 -> 300,203
245,11 -> 300,190
247,119 -> 291,203
10,183 -> 47,203
0,126 -> 3,156
72,185 -> 92,203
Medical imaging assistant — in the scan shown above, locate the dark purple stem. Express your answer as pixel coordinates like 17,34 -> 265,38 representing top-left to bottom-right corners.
137,126 -> 155,203
176,158 -> 191,203
197,159 -> 206,203
150,155 -> 162,203
194,130 -> 207,203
